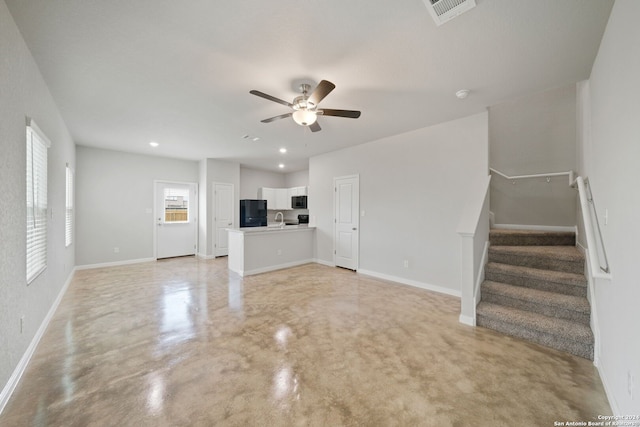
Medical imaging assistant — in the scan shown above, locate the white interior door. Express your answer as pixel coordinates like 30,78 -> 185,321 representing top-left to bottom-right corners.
334,175 -> 359,270
214,182 -> 234,257
155,182 -> 198,259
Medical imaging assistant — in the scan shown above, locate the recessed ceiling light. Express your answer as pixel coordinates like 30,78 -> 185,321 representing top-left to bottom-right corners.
252,137 -> 260,142
279,148 -> 287,154
278,163 -> 285,169
149,141 -> 159,147
455,89 -> 470,99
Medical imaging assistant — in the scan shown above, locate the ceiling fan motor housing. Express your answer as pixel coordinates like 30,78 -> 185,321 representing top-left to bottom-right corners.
292,95 -> 312,111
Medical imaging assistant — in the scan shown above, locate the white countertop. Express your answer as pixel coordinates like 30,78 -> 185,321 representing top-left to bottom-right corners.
227,225 -> 315,234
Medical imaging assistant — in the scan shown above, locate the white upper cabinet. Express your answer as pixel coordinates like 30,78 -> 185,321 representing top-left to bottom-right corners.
287,187 -> 297,200
258,187 -> 276,210
275,188 -> 289,210
259,186 -> 308,210
287,186 -> 307,197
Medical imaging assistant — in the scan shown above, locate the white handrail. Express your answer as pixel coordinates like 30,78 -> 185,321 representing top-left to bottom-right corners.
489,168 -> 575,186
577,177 -> 611,279
490,167 -> 610,279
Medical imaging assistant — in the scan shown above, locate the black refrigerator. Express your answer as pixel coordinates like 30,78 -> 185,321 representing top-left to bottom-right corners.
239,199 -> 267,227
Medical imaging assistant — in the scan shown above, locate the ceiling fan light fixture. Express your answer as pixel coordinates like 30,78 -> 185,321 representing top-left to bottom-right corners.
292,109 -> 317,126
456,89 -> 470,99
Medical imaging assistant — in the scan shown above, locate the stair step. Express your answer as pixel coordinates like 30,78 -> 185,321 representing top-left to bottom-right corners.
481,280 -> 590,324
485,262 -> 587,297
477,302 -> 594,360
488,245 -> 584,274
490,229 -> 575,246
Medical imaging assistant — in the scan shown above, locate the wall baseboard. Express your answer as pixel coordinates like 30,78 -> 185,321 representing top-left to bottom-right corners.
492,223 -> 577,232
459,314 -> 475,326
357,269 -> 461,298
468,240 -> 490,326
597,363 -> 620,416
75,257 -> 155,270
0,268 -> 76,415
313,259 -> 335,268
197,253 -> 216,260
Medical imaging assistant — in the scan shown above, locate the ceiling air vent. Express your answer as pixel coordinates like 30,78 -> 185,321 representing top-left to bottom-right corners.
423,0 -> 476,26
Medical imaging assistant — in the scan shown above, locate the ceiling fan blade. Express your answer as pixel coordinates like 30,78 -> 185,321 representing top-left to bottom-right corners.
319,109 -> 361,119
307,80 -> 335,107
309,121 -> 322,132
250,90 -> 293,108
261,112 -> 293,123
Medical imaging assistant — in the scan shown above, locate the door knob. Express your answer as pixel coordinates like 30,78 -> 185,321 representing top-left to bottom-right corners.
228,223 -> 232,226
352,227 -> 357,231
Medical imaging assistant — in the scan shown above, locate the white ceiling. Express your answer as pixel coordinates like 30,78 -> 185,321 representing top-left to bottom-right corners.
6,0 -> 613,172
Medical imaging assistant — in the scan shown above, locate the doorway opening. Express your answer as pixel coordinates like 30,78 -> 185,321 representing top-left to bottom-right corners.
334,174 -> 360,270
154,181 -> 198,259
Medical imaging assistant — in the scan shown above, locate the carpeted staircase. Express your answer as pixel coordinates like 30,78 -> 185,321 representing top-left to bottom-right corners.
476,229 -> 594,359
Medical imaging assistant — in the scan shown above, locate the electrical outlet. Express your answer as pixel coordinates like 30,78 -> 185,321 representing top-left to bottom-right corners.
403,260 -> 409,268
277,249 -> 282,256
20,316 -> 24,334
628,370 -> 635,399
113,247 -> 120,253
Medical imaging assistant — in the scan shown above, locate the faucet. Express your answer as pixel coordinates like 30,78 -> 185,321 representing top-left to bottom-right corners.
275,212 -> 284,228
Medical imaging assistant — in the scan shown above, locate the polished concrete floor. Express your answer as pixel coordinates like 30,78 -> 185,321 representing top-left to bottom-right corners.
1,257 -> 611,426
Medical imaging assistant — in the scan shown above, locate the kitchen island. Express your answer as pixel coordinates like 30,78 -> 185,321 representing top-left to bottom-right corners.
227,225 -> 316,276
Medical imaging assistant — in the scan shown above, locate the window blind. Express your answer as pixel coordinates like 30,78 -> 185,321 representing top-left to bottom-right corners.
65,164 -> 73,247
26,120 -> 51,284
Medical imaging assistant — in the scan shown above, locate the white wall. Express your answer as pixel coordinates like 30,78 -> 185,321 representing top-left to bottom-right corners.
239,167 -> 285,200
584,0 -> 640,415
285,170 -> 309,188
198,160 -> 208,258
0,1 -> 76,401
489,84 -> 577,226
309,112 -> 488,295
75,146 -> 198,266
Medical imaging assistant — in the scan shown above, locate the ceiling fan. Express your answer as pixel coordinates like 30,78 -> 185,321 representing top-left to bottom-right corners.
249,80 -> 361,132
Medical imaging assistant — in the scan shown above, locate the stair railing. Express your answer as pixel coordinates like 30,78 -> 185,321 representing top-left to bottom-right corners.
489,168 -> 611,280
575,176 -> 612,279
489,168 -> 575,185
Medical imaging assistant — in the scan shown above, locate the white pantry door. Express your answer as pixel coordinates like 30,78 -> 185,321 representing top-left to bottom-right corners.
334,175 -> 359,270
155,181 -> 198,259
213,182 -> 234,257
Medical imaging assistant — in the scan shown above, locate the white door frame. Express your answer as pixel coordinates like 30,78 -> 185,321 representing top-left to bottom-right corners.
333,174 -> 360,270
212,181 -> 234,257
153,180 -> 199,259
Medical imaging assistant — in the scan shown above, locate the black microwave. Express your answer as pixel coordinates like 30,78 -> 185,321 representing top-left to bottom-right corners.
291,195 -> 307,209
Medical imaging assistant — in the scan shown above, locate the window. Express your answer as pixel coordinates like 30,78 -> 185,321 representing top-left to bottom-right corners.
164,188 -> 189,223
65,164 -> 73,247
26,120 -> 51,284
